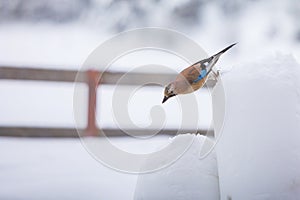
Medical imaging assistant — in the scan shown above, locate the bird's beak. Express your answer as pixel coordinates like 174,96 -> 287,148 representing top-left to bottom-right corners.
162,96 -> 169,104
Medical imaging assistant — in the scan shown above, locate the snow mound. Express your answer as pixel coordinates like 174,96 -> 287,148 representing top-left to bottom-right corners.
134,134 -> 219,200
213,54 -> 300,199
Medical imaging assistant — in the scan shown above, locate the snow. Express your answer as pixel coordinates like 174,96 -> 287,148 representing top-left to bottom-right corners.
2,55 -> 300,199
0,136 -> 169,200
0,24 -> 105,68
1,1 -> 300,199
0,81 -> 87,128
134,134 -> 219,200
213,54 -> 300,199
0,134 -> 217,200
132,54 -> 300,200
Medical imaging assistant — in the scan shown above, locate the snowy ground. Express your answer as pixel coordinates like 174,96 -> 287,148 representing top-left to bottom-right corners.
0,136 -> 170,200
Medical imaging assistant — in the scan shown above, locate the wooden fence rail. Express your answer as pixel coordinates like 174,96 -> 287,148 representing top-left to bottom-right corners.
0,66 -> 215,137
0,67 -> 217,86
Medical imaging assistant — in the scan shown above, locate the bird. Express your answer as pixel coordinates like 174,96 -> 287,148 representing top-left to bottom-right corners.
162,43 -> 236,103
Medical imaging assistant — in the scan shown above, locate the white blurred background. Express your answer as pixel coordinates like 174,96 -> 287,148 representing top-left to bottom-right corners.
0,0 -> 299,199
1,0 -> 299,129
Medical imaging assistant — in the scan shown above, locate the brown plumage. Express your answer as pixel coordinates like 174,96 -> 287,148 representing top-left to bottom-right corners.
162,43 -> 236,103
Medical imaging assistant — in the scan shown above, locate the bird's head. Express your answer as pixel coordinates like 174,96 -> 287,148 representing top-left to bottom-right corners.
162,82 -> 177,103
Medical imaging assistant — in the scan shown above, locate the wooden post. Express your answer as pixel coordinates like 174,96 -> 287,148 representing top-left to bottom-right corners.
85,70 -> 100,136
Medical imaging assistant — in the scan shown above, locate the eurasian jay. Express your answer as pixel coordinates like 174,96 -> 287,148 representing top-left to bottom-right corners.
162,43 -> 236,103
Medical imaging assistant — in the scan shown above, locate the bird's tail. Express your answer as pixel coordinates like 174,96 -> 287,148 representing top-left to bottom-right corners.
204,43 -> 237,74
213,43 -> 237,58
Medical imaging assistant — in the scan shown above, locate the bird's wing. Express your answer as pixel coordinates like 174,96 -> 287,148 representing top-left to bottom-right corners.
193,57 -> 214,73
178,64 -> 207,84
189,43 -> 237,79
192,67 -> 207,83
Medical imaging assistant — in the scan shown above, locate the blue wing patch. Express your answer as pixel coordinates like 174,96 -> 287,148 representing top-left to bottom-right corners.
193,69 -> 207,83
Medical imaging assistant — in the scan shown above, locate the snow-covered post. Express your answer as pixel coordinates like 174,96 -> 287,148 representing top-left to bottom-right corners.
213,55 -> 300,199
134,134 -> 220,200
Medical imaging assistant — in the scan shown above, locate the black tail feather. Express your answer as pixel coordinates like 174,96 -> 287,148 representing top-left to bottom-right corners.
214,43 -> 237,57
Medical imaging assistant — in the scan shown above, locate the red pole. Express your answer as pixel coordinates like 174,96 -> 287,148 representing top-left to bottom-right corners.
85,70 -> 100,136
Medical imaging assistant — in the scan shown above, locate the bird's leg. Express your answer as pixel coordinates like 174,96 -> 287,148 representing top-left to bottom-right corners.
213,69 -> 220,77
209,69 -> 220,81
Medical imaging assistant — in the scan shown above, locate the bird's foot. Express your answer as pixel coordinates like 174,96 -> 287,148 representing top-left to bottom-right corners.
210,69 -> 220,81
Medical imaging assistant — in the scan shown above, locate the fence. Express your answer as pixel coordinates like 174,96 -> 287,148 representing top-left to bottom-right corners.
0,66 -> 215,137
